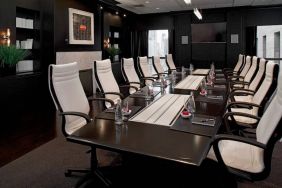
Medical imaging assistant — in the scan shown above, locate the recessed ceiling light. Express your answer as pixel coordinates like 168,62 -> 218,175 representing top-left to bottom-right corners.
123,14 -> 127,17
145,1 -> 150,3
115,11 -> 119,15
156,7 -> 160,10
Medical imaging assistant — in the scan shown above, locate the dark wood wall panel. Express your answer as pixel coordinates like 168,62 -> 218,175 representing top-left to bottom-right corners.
174,14 -> 191,68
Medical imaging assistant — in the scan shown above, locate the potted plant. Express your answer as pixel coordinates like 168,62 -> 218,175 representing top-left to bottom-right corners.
0,45 -> 30,76
105,46 -> 121,62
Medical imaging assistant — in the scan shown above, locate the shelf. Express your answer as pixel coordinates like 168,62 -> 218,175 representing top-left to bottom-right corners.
16,6 -> 41,74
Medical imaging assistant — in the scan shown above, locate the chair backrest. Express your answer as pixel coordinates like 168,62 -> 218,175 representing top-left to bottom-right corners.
48,62 -> 89,136
94,59 -> 120,107
255,63 -> 282,179
234,54 -> 244,73
121,58 -> 141,94
244,56 -> 258,84
248,58 -> 267,91
165,54 -> 176,70
137,56 -> 150,77
152,56 -> 165,75
252,61 -> 279,115
239,55 -> 252,77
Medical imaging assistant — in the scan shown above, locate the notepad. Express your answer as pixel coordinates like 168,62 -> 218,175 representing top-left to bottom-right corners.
192,116 -> 216,127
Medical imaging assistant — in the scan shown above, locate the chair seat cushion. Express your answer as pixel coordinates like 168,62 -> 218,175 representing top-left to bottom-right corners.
67,118 -> 87,135
229,108 -> 258,124
207,140 -> 265,173
234,95 -> 253,103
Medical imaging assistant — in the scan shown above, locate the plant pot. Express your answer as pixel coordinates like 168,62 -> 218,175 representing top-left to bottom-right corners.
0,66 -> 16,77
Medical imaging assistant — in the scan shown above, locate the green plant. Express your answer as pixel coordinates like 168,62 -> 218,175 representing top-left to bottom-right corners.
105,46 -> 120,58
0,45 -> 30,67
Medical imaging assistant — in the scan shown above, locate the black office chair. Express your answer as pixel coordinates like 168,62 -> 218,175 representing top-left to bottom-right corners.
48,62 -> 119,187
208,63 -> 282,181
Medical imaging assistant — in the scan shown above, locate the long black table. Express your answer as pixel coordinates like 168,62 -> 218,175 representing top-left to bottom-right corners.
67,73 -> 227,166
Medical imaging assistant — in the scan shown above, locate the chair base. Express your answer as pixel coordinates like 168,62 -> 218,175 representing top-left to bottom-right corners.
64,168 -> 90,177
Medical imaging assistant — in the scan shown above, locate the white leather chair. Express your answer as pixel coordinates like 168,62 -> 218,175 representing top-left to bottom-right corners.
230,56 -> 258,90
223,54 -> 245,76
121,58 -> 142,94
94,59 -> 138,108
48,62 -> 117,186
165,54 -> 180,72
137,56 -> 157,85
208,63 -> 282,181
229,58 -> 267,102
227,55 -> 252,81
152,56 -> 169,77
227,61 -> 279,127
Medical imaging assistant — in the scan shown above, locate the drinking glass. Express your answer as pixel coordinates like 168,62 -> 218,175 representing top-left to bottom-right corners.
145,83 -> 153,100
187,95 -> 196,114
200,79 -> 207,96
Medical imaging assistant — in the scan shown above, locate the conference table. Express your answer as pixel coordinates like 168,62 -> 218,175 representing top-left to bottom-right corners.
67,70 -> 227,167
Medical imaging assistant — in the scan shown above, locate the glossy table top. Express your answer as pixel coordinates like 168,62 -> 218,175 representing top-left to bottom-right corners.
67,72 -> 227,166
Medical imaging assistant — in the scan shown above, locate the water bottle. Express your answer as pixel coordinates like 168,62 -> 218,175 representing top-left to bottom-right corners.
115,99 -> 123,125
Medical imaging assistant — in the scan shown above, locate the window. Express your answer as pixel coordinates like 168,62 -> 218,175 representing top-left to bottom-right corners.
263,35 -> 266,58
274,32 -> 280,63
257,25 -> 282,64
148,30 -> 169,73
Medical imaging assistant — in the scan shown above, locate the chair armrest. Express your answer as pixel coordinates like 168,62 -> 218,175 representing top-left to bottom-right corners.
60,111 -> 92,123
119,85 -> 139,92
223,111 -> 261,130
87,96 -> 115,107
128,81 -> 142,85
141,77 -> 157,82
227,75 -> 244,80
212,133 -> 266,151
229,91 -> 254,100
227,101 -> 261,110
103,92 -> 125,99
230,81 -> 249,86
231,88 -> 255,94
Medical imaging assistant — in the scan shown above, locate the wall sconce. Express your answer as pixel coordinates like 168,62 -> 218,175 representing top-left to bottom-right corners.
1,28 -> 11,46
103,38 -> 110,49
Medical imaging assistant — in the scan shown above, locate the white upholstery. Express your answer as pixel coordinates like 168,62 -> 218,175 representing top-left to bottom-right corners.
95,59 -> 120,107
234,54 -> 244,73
49,62 -> 89,135
239,55 -> 251,78
153,56 -> 165,74
248,58 -> 266,91
122,58 -> 140,94
233,56 -> 257,88
130,94 -> 187,126
138,56 -> 154,85
231,62 -> 277,123
166,54 -> 176,70
208,62 -> 282,174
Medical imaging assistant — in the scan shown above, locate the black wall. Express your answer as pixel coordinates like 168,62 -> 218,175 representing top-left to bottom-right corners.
54,0 -> 102,52
127,5 -> 282,69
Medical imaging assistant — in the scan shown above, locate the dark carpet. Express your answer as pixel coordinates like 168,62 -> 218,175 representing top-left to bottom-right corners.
0,133 -> 282,188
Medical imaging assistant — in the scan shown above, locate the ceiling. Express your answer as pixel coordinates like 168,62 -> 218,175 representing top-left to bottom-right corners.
115,0 -> 282,14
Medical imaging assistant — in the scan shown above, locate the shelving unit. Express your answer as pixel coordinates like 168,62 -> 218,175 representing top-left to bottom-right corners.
109,26 -> 121,62
16,7 -> 41,74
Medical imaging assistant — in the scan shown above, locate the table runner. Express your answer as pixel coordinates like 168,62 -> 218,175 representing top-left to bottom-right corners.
193,69 -> 210,75
174,75 -> 204,91
129,94 -> 189,126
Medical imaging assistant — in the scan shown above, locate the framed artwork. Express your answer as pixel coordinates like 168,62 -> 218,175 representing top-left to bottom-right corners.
69,8 -> 94,45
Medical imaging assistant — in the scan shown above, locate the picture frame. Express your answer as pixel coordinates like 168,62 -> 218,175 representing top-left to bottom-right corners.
69,8 -> 94,45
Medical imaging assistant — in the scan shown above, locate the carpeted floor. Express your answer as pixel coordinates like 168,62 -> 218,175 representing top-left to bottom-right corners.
0,133 -> 281,188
